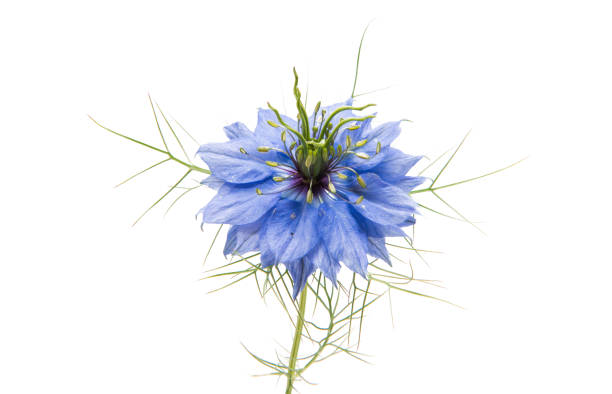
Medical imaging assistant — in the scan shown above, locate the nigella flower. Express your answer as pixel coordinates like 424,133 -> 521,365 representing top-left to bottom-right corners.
197,70 -> 425,298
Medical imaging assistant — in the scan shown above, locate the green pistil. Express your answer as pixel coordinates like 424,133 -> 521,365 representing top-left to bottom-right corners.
261,69 -> 380,203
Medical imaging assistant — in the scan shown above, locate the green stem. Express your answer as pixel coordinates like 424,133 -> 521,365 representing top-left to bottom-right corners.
285,289 -> 308,394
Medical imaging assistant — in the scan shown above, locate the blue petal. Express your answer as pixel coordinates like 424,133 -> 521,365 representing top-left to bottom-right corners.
354,211 -> 407,238
319,201 -> 369,278
197,137 -> 275,183
361,121 -> 402,149
200,179 -> 280,225
399,215 -> 416,227
341,173 -> 418,225
200,175 -> 225,190
285,258 -> 316,299
369,148 -> 423,181
303,244 -> 341,286
260,249 -> 275,268
224,122 -> 252,140
260,199 -> 319,264
367,237 -> 392,265
255,109 -> 297,148
223,218 -> 263,256
395,175 -> 427,193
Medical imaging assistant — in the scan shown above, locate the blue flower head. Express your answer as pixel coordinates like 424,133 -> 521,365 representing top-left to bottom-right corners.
198,69 -> 425,298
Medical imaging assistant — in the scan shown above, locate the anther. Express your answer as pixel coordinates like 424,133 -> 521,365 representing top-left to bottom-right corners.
346,135 -> 352,147
257,146 -> 272,152
348,125 -> 360,131
355,139 -> 367,147
273,176 -> 285,182
267,120 -> 280,128
306,188 -> 313,204
256,188 -> 263,195
355,195 -> 364,205
376,141 -> 381,154
354,152 -> 370,159
239,148 -> 247,154
337,172 -> 348,180
265,161 -> 279,167
281,130 -> 286,142
357,175 -> 367,188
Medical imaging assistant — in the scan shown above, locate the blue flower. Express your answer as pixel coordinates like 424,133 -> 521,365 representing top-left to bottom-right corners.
197,77 -> 424,298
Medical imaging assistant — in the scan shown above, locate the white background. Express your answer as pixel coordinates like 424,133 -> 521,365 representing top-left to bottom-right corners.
1,1 -> 611,393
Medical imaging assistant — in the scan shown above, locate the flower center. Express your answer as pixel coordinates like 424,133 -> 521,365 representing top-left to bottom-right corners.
253,68 -> 377,204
